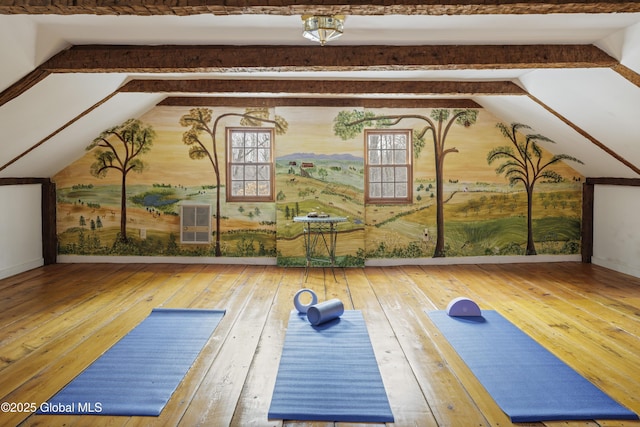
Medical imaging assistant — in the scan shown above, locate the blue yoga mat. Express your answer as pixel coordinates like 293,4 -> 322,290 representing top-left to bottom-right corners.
428,310 -> 638,422
39,308 -> 225,416
268,310 -> 394,422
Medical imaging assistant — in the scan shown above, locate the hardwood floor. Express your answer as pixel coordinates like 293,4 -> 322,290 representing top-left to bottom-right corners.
1,262 -> 639,427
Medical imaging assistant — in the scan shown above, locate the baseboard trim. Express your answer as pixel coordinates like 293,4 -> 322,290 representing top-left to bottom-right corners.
57,255 -> 278,265
57,254 -> 581,267
365,254 -> 581,266
0,258 -> 45,280
591,256 -> 640,279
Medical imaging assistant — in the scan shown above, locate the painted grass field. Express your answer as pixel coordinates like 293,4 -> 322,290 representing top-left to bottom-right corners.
56,176 -> 581,259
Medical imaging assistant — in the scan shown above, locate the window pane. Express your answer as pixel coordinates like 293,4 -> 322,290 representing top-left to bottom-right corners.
382,166 -> 395,182
257,165 -> 270,180
257,148 -> 270,163
368,134 -> 380,150
258,180 -> 270,196
369,166 -> 381,182
395,166 -> 407,181
244,165 -> 257,180
381,150 -> 393,164
257,132 -> 270,147
232,148 -> 244,162
395,182 -> 408,198
232,165 -> 244,180
369,150 -> 380,165
394,149 -> 406,164
245,147 -> 257,163
232,133 -> 245,147
244,182 -> 257,196
369,182 -> 381,198
382,182 -> 395,197
245,132 -> 257,146
232,181 -> 245,196
381,134 -> 393,150
394,134 -> 407,149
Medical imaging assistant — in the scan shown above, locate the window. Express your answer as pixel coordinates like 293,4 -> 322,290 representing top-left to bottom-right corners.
180,204 -> 211,244
365,129 -> 412,204
226,128 -> 274,202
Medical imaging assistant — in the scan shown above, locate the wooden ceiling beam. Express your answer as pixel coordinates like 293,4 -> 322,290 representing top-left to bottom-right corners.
157,97 -> 482,108
0,69 -> 51,108
612,63 -> 640,88
120,79 -> 526,96
0,43 -> 612,107
1,0 -> 638,15
41,44 -> 616,73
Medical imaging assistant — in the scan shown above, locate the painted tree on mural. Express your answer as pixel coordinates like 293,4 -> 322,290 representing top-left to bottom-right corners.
179,107 -> 288,256
487,122 -> 583,255
87,118 -> 155,243
334,108 -> 478,257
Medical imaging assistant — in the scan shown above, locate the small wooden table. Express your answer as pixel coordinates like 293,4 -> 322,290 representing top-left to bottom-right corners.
293,216 -> 348,281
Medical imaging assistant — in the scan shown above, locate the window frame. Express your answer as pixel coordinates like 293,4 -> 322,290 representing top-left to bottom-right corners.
364,129 -> 413,205
226,127 -> 275,202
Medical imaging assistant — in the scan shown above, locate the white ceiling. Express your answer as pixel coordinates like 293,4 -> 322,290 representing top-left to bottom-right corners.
1,12 -> 640,178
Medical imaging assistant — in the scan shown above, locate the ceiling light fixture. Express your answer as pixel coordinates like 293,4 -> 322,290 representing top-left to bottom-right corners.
302,15 -> 345,46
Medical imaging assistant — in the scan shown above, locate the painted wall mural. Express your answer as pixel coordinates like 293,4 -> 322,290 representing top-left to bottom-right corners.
274,107 -> 366,267
53,104 -> 583,261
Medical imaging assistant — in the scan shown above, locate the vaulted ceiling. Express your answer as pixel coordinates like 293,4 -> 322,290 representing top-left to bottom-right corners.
1,1 -> 640,179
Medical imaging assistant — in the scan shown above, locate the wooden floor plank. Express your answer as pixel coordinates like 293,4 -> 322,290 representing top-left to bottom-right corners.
0,263 -> 135,345
0,262 -> 638,427
0,264 -> 149,371
367,266 -> 492,427
229,267 -> 303,427
178,265 -> 279,426
344,267 -> 438,426
536,263 -> 640,336
0,263 -> 84,292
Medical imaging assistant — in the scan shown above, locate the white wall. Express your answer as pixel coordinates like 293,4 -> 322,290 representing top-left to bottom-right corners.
592,185 -> 640,278
0,184 -> 44,279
